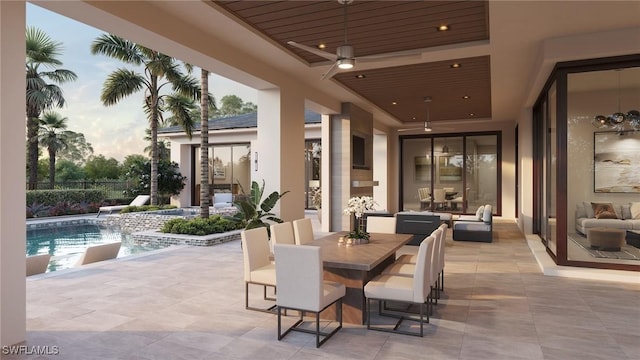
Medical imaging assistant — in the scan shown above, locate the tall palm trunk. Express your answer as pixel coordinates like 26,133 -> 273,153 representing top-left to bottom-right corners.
47,147 -> 56,189
200,69 -> 210,218
27,112 -> 40,190
150,75 -> 159,205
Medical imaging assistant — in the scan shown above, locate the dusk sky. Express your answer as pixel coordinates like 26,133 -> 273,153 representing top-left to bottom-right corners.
27,3 -> 257,162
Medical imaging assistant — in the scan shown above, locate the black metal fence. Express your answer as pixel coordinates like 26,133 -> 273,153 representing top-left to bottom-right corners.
26,180 -> 133,199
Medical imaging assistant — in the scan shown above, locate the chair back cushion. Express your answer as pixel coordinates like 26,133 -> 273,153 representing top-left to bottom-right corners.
293,218 -> 314,245
430,229 -> 443,283
130,195 -> 150,206
366,216 -> 397,234
437,223 -> 448,271
413,235 -> 435,303
270,222 -> 295,245
274,244 -> 323,310
241,227 -> 271,281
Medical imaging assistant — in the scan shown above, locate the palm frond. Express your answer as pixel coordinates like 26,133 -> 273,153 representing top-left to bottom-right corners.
101,68 -> 145,106
26,27 -> 63,68
90,34 -> 144,65
163,94 -> 197,139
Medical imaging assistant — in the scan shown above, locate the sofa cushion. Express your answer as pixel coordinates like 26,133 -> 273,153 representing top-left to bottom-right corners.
575,203 -> 587,218
475,205 -> 485,219
454,221 -> 491,232
621,204 -> 632,220
577,218 -> 633,232
631,202 -> 640,219
591,202 -> 618,219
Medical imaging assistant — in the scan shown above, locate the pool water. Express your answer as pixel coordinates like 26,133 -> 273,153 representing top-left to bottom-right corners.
27,224 -> 168,272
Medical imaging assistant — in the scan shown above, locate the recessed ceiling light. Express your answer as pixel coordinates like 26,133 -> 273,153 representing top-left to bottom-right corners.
412,116 -> 417,120
450,63 -> 461,68
437,25 -> 449,32
462,95 -> 470,99
318,43 -> 326,49
355,74 -> 366,79
392,101 -> 398,105
469,113 -> 475,117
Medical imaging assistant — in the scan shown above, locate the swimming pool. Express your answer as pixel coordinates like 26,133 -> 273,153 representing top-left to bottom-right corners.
27,224 -> 168,272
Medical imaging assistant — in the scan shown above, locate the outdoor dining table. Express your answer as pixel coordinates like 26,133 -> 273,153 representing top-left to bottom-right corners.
306,231 -> 413,324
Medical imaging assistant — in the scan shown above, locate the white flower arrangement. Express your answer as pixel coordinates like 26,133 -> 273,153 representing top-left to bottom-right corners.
343,196 -> 378,219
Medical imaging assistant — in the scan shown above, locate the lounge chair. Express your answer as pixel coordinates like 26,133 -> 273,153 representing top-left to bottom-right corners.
97,195 -> 150,217
26,254 -> 51,276
75,242 -> 122,266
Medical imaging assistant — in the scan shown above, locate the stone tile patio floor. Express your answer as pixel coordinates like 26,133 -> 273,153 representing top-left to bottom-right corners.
12,219 -> 640,359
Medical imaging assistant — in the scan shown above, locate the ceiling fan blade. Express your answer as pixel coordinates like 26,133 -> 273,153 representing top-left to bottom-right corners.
356,52 -> 421,62
321,62 -> 340,80
287,41 -> 337,61
397,127 -> 425,132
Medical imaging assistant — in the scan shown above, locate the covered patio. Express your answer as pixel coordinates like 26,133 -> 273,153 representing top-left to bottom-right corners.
15,220 -> 639,359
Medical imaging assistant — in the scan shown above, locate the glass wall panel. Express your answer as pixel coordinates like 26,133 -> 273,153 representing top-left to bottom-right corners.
402,138 -> 432,211
191,143 -> 251,205
547,82 -> 558,255
305,140 -> 321,209
465,135 -> 498,213
566,66 -> 640,266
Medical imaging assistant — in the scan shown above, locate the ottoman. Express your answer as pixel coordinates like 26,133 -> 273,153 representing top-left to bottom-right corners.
586,227 -> 625,251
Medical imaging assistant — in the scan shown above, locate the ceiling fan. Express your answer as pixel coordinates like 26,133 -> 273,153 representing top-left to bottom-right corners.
398,96 -> 454,132
287,0 -> 419,80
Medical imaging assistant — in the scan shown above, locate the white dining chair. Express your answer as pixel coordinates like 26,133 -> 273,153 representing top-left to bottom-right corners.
383,228 -> 441,308
270,222 -> 295,246
417,187 -> 431,210
366,216 -> 397,234
274,244 -> 345,347
432,188 -> 447,210
293,218 -> 314,245
241,227 -> 277,313
364,235 -> 435,337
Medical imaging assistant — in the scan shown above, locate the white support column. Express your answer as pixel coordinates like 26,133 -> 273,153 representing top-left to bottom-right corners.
320,114 -> 331,232
256,88 -> 305,222
373,133 -> 388,211
0,0 -> 27,347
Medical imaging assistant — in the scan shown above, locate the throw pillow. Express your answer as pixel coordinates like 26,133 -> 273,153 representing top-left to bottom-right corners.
583,201 -> 595,218
475,205 -> 485,220
621,204 -> 632,220
591,202 -> 618,219
631,202 -> 640,219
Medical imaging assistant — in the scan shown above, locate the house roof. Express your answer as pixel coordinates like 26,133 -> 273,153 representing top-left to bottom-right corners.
159,109 -> 321,134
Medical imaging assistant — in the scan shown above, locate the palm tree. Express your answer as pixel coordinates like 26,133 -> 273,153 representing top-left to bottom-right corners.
200,69 -> 210,218
91,34 -> 201,205
26,27 -> 78,189
38,111 -> 72,189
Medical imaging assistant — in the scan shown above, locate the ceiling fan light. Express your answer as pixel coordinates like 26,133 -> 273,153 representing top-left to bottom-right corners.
592,115 -> 608,128
337,58 -> 354,69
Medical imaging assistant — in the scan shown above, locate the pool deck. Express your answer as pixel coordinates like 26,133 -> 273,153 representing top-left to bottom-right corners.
12,215 -> 640,359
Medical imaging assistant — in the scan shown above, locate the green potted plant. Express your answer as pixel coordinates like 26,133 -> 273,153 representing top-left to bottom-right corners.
226,180 -> 289,230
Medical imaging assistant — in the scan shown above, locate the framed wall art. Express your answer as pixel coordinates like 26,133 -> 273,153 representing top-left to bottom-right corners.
594,131 -> 640,193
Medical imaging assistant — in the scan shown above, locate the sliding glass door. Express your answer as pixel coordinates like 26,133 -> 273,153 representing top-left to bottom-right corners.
400,132 -> 500,215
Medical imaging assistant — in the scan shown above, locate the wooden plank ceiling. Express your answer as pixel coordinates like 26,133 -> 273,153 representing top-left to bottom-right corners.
214,0 -> 491,125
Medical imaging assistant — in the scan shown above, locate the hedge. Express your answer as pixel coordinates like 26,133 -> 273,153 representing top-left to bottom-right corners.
26,189 -> 107,206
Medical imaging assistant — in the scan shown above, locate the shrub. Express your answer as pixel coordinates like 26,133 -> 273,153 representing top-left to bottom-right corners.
160,215 -> 243,235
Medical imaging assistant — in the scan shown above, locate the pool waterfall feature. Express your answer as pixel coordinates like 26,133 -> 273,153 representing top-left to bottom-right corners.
106,207 -> 241,246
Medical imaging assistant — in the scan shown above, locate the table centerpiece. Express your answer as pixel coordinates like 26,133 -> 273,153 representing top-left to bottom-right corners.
343,195 -> 378,244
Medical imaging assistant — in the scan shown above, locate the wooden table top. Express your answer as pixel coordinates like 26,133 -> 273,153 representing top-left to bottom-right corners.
307,232 -> 413,271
